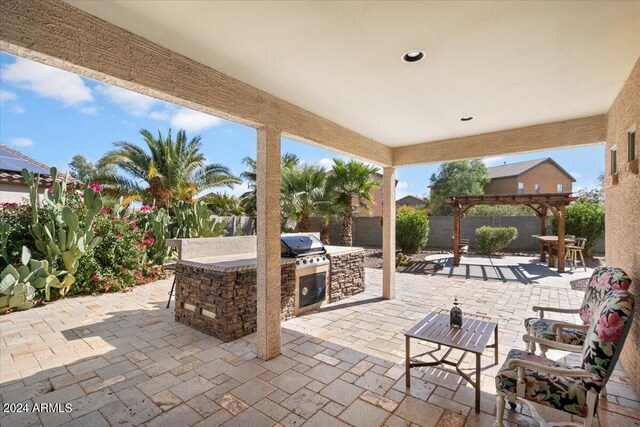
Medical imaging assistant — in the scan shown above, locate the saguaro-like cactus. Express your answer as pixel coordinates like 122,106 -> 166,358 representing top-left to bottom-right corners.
21,167 -> 103,298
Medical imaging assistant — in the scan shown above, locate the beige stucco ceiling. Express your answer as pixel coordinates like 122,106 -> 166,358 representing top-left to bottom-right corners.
65,0 -> 640,148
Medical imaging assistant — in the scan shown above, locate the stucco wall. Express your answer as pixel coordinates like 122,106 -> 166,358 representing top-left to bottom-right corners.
0,183 -> 46,204
604,57 -> 640,393
518,162 -> 573,194
484,177 -> 517,194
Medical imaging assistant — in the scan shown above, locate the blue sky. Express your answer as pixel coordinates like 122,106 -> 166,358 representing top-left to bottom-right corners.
0,51 -> 604,199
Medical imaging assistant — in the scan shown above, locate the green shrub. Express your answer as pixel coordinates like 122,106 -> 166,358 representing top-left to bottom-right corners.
396,207 -> 430,252
551,200 -> 604,257
475,226 -> 518,255
0,203 -> 42,268
74,213 -> 160,294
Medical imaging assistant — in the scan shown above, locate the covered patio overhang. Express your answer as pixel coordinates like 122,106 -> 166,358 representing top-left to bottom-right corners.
445,193 -> 577,271
0,0 -> 637,366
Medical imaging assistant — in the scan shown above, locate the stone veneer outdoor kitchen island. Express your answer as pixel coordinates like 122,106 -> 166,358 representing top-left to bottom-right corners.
173,239 -> 365,342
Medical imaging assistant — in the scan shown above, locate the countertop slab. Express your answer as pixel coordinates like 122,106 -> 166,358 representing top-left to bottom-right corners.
325,245 -> 365,256
178,245 -> 364,272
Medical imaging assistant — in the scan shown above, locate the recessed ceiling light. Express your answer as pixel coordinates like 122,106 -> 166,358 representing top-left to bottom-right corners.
402,50 -> 425,63
460,116 -> 474,121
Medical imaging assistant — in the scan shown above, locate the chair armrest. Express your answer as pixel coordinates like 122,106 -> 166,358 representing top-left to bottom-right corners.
522,334 -> 582,353
507,358 -> 593,378
531,306 -> 580,319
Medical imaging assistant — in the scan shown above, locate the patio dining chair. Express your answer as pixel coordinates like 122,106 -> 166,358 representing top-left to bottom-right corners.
495,290 -> 635,427
566,237 -> 587,271
523,267 -> 632,357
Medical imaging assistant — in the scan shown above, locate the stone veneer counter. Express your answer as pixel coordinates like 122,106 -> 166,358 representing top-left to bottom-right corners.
174,247 -> 365,342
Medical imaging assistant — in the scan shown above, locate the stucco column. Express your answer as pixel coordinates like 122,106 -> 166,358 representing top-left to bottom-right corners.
382,167 -> 396,299
256,126 -> 282,360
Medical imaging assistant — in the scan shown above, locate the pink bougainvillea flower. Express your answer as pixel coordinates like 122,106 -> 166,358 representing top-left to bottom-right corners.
140,205 -> 152,212
89,183 -> 103,192
116,233 -> 123,239
131,221 -> 137,230
596,312 -> 624,342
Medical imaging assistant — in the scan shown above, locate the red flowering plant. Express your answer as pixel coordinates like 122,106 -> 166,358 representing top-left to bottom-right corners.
73,212 -> 163,294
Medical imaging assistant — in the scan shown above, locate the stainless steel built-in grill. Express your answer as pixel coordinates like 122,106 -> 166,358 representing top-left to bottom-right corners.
281,235 -> 330,313
280,235 -> 329,268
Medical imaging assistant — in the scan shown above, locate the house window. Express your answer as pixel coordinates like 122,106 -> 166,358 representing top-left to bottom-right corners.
629,131 -> 636,162
534,184 -> 541,194
557,184 -> 564,193
611,147 -> 617,174
517,182 -> 524,194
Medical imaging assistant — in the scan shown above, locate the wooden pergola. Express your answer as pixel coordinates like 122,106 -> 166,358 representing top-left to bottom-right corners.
444,193 -> 577,272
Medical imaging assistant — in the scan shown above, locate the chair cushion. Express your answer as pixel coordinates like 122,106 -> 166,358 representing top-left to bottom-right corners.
581,290 -> 635,384
495,349 -> 598,417
525,318 -> 586,345
580,267 -> 632,324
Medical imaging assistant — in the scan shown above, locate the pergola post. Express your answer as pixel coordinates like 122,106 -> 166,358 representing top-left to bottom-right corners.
539,207 -> 547,262
256,126 -> 282,360
382,167 -> 396,299
557,203 -> 566,273
453,214 -> 461,266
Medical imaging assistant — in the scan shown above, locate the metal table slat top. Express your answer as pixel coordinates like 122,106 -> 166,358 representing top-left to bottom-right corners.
405,309 -> 499,413
405,312 -> 497,354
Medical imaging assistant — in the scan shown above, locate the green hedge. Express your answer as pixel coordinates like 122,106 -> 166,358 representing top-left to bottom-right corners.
396,207 -> 430,252
475,226 -> 518,255
551,200 -> 604,257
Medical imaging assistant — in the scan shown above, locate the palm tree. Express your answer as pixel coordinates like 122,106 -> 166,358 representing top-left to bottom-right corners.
239,153 -> 300,216
281,164 -> 327,232
327,159 -> 381,246
201,192 -> 244,216
96,129 -> 240,207
314,180 -> 343,244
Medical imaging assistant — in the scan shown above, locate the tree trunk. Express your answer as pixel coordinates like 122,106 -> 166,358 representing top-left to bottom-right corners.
298,213 -> 310,232
320,219 -> 330,245
341,199 -> 353,246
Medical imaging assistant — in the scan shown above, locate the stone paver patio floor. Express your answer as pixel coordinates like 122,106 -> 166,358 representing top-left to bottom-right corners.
1,267 -> 639,427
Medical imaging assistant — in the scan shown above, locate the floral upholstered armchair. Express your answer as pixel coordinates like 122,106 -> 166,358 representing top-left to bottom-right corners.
524,267 -> 632,357
495,290 -> 635,427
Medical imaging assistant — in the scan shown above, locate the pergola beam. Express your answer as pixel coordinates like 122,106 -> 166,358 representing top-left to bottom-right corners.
393,115 -> 606,166
446,194 -> 575,269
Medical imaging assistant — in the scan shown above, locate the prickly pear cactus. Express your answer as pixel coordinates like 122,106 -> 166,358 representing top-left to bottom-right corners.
21,167 -> 103,298
172,201 -> 227,238
0,247 -> 52,313
396,252 -> 413,267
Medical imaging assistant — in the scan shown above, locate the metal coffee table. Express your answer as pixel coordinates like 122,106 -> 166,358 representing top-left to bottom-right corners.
405,310 -> 498,413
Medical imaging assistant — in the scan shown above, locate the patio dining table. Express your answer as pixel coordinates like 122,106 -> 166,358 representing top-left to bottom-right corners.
532,235 -> 575,271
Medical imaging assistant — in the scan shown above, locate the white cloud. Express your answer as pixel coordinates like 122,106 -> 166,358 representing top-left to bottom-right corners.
96,84 -> 159,116
81,106 -> 97,115
149,110 -> 170,121
223,181 -> 251,198
395,181 -> 411,198
317,158 -> 335,171
569,171 -> 582,179
10,137 -> 34,147
170,108 -> 223,132
10,105 -> 25,114
483,156 -> 506,166
0,89 -> 17,103
2,58 -> 92,106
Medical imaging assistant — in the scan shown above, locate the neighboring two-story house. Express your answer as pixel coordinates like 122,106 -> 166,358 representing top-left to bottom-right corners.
485,157 -> 575,194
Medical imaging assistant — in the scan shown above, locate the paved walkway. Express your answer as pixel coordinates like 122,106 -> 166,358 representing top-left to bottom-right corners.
1,269 -> 638,427
426,254 -> 594,287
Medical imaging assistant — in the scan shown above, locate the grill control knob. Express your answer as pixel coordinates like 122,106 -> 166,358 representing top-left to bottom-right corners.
303,259 -> 307,264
